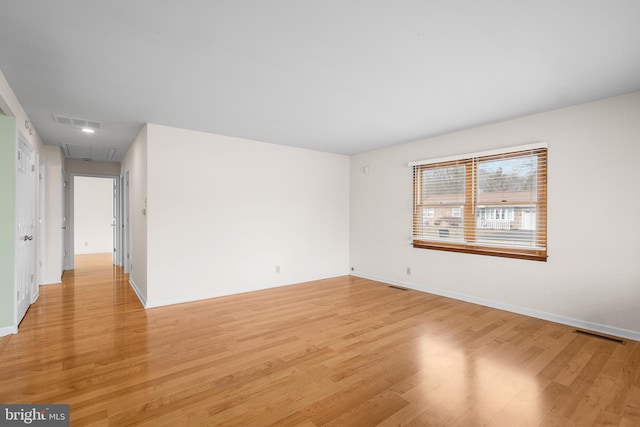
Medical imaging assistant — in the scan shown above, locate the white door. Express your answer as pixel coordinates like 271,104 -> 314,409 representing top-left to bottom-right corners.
16,134 -> 35,325
521,210 -> 536,231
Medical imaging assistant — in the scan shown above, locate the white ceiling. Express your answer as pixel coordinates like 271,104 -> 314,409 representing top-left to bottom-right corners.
1,1 -> 639,162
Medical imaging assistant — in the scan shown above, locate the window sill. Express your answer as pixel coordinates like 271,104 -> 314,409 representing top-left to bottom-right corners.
412,241 -> 547,262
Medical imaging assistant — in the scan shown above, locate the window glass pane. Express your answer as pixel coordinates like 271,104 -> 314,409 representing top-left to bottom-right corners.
476,206 -> 537,247
418,206 -> 464,242
477,155 -> 538,204
421,164 -> 465,204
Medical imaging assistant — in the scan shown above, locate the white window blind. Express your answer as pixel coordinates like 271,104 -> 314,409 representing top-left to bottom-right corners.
411,143 -> 548,261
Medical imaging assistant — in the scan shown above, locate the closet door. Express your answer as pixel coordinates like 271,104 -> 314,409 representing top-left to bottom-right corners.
16,133 -> 35,326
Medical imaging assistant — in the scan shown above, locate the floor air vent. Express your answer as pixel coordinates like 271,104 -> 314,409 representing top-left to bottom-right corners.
388,285 -> 409,291
573,329 -> 625,344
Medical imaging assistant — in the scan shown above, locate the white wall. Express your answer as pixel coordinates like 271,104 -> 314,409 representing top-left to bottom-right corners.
144,124 -> 350,307
350,91 -> 640,340
73,176 -> 114,255
65,159 -> 121,176
121,126 -> 148,303
42,145 -> 64,284
0,69 -> 45,151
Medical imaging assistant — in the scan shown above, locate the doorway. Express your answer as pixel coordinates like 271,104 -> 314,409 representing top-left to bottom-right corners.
71,176 -> 118,265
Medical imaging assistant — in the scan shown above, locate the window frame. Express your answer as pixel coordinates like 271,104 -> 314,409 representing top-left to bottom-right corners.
411,144 -> 547,261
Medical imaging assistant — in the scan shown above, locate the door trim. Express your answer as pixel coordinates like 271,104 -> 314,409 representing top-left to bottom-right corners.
69,173 -> 120,267
122,170 -> 130,274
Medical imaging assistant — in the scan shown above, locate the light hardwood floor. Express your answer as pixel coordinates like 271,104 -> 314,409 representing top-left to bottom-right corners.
1,253 -> 639,426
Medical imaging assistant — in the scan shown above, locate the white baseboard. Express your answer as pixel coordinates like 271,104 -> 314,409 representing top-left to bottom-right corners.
144,275 -> 341,309
145,281 -> 301,309
352,272 -> 640,342
42,273 -> 62,285
0,325 -> 17,337
129,278 -> 147,308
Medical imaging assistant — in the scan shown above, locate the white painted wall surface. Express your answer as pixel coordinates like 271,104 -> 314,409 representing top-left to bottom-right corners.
120,126 -> 148,304
73,176 -> 113,255
0,68 -> 45,150
145,124 -> 350,307
350,91 -> 640,340
65,159 -> 121,176
42,145 -> 63,285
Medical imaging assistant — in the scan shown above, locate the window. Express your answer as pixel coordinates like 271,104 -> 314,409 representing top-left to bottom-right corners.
411,143 -> 547,261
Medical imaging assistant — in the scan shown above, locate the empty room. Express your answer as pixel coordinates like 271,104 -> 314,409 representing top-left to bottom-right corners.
1,1 -> 639,426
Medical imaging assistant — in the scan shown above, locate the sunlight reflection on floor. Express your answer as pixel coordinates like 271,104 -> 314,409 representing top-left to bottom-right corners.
403,333 -> 543,425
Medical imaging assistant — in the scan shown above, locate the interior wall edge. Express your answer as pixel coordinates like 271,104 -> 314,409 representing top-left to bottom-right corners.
128,278 -> 147,308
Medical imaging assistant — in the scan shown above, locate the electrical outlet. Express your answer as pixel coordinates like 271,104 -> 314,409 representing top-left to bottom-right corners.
406,267 -> 411,275
275,265 -> 280,273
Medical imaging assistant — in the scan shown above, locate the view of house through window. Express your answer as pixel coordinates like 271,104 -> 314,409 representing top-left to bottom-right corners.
411,144 -> 547,261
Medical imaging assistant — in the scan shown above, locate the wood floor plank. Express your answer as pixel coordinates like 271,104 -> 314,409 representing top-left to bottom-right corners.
1,253 -> 639,426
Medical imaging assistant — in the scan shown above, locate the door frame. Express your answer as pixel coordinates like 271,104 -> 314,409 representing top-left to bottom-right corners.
36,153 -> 45,293
69,173 -> 120,269
122,170 -> 130,273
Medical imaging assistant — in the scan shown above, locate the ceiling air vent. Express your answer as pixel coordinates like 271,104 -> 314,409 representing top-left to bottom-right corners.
52,114 -> 102,130
53,115 -> 72,125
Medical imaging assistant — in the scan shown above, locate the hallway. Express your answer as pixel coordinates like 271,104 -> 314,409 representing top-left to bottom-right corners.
0,254 -> 143,424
